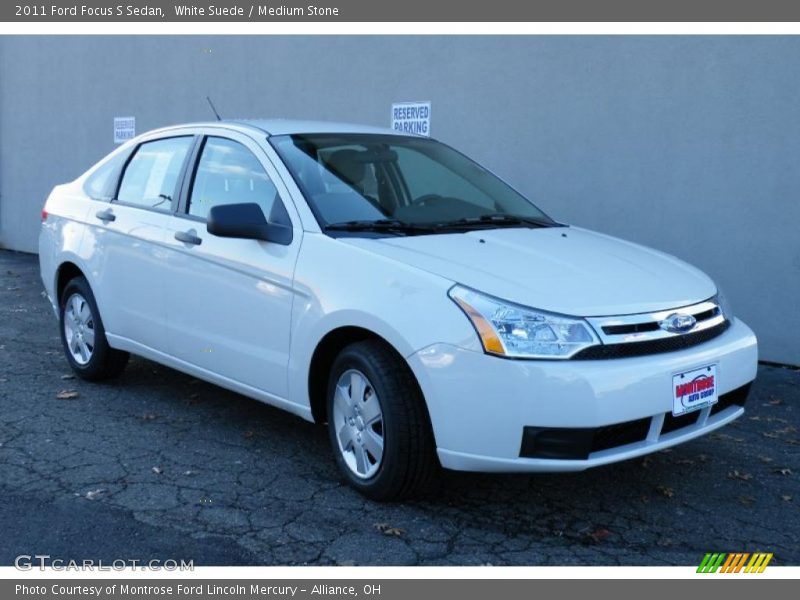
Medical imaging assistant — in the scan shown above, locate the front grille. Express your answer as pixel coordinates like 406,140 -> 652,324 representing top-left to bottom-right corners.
573,320 -> 730,360
661,410 -> 699,434
710,382 -> 751,416
591,418 -> 651,453
603,321 -> 660,335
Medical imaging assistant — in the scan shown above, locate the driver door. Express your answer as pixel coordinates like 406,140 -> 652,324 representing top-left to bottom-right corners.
162,131 -> 302,401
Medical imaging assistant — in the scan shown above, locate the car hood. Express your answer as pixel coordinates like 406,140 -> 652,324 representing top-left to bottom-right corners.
340,226 -> 717,316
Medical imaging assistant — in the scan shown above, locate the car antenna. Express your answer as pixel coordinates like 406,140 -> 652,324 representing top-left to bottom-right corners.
206,96 -> 222,121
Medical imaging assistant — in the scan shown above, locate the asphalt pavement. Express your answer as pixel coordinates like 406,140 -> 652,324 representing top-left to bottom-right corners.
0,250 -> 797,566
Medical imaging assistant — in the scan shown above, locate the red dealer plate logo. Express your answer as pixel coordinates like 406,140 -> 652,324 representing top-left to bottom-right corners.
672,364 -> 718,417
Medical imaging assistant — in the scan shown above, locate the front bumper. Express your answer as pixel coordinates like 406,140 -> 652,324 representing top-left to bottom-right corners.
407,317 -> 758,473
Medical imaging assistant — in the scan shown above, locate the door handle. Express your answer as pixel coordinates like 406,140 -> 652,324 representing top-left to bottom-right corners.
174,230 -> 202,246
95,208 -> 116,223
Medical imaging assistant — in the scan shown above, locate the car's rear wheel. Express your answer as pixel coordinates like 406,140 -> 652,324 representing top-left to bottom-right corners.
326,340 -> 438,500
59,276 -> 129,380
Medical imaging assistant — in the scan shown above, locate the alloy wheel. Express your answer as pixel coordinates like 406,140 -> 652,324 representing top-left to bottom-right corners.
331,369 -> 385,479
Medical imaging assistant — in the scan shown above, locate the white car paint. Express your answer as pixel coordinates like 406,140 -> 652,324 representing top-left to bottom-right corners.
340,226 -> 717,317
39,119 -> 758,473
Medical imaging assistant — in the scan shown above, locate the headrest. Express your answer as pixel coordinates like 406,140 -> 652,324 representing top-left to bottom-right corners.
325,149 -> 366,185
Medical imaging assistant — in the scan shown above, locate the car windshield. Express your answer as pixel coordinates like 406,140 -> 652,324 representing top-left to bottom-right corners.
270,133 -> 555,233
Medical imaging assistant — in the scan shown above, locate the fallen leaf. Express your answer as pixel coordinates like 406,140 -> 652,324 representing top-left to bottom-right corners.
774,426 -> 797,436
768,398 -> 784,406
140,413 -> 158,421
781,495 -> 793,502
56,390 -> 79,400
738,495 -> 756,507
759,456 -> 774,463
727,470 -> 753,481
587,528 -> 612,543
641,456 -> 653,469
243,430 -> 255,439
713,433 -> 744,442
697,454 -> 709,463
773,468 -> 793,476
85,488 -> 105,500
656,485 -> 675,498
675,458 -> 695,465
374,523 -> 405,537
60,374 -> 75,380
183,470 -> 196,476
656,537 -> 673,547
152,466 -> 163,475
763,416 -> 788,424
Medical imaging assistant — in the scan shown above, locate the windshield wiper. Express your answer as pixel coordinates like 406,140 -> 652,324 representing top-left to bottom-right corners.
433,214 -> 563,231
324,219 -> 435,236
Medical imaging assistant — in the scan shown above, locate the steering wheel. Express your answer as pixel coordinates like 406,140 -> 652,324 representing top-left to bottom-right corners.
410,193 -> 445,207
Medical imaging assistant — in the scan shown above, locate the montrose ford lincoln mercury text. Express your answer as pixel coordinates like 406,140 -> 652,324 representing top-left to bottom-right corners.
39,120 -> 758,499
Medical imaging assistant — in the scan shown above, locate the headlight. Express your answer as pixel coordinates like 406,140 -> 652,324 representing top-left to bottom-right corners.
715,287 -> 734,321
449,285 -> 600,359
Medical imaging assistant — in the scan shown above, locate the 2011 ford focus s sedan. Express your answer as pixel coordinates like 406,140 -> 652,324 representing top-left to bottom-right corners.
39,119 -> 758,500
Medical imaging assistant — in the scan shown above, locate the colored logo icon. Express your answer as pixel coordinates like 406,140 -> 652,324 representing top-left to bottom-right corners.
697,552 -> 773,573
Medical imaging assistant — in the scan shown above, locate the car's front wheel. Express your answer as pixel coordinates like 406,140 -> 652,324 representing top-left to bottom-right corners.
59,276 -> 129,381
326,340 -> 438,500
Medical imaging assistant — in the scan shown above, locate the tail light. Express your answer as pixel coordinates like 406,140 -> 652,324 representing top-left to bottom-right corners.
41,208 -> 48,221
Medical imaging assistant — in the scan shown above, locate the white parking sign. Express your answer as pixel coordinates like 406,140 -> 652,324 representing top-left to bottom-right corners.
113,116 -> 136,144
391,102 -> 431,136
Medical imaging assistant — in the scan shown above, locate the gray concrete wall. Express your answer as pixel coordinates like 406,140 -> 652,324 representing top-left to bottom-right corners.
1,36 -> 797,364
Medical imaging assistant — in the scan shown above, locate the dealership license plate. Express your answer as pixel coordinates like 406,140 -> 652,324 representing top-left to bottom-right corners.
672,364 -> 718,416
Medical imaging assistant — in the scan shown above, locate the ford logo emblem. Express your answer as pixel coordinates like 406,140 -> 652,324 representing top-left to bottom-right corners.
660,313 -> 697,334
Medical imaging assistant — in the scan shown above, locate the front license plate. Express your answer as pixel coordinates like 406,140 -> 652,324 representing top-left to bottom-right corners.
672,364 -> 718,416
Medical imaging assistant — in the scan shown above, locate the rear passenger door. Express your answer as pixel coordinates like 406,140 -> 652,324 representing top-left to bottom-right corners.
162,131 -> 302,401
86,135 -> 195,352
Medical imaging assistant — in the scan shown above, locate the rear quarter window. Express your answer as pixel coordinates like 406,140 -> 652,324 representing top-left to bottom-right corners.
83,151 -> 129,200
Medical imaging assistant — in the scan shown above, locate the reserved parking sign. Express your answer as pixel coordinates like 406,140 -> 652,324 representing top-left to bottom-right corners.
391,101 -> 431,136
113,116 -> 136,144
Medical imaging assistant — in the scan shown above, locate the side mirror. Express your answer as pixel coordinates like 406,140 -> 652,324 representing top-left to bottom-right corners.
206,203 -> 292,245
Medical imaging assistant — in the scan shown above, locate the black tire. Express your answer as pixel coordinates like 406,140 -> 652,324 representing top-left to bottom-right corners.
326,339 -> 438,501
59,276 -> 129,381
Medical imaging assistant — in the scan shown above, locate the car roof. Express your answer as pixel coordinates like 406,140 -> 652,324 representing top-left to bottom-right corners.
152,119 -> 410,138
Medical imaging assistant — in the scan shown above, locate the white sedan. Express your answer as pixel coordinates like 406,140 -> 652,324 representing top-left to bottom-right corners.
39,120 -> 758,499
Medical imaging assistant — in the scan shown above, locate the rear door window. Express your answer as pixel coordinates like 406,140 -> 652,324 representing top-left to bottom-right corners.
116,137 -> 194,210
